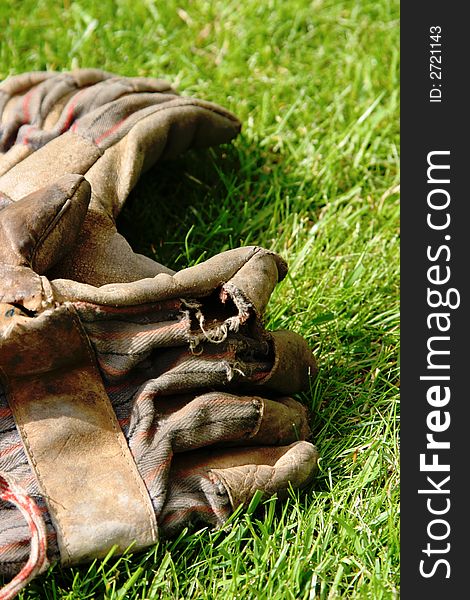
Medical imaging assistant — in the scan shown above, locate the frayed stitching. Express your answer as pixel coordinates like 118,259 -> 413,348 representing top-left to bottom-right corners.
222,360 -> 246,382
182,286 -> 253,353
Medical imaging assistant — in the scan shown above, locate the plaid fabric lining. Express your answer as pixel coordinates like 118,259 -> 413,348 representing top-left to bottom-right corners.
0,293 -> 273,575
0,71 -> 175,157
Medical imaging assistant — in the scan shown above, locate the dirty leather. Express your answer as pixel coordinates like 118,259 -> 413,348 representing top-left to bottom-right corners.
0,70 -> 319,598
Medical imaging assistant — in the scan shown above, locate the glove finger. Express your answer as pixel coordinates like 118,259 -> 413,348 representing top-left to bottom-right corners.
0,71 -> 240,211
119,370 -> 313,513
0,174 -> 90,274
0,70 -> 97,172
252,330 -> 318,395
0,70 -> 108,131
66,245 -> 286,327
0,71 -> 53,104
128,390 -> 311,512
80,92 -> 241,219
127,390 -> 311,477
81,316 -> 315,398
158,441 -> 319,537
120,334 -> 315,400
0,71 -> 55,176
0,69 -> 175,128
0,69 -> 174,159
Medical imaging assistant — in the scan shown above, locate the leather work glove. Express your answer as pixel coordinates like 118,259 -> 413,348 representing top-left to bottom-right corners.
0,70 -> 319,599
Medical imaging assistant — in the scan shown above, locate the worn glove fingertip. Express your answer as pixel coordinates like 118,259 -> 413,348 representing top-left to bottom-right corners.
211,441 -> 319,508
254,330 -> 318,396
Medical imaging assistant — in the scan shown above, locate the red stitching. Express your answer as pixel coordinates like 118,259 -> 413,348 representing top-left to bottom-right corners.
60,87 -> 88,134
21,90 -> 32,123
94,115 -> 129,145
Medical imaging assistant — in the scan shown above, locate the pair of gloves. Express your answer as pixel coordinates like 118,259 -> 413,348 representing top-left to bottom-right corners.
0,70 -> 319,599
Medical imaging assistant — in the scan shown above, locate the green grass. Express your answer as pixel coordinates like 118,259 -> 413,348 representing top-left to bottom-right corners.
1,0 -> 399,597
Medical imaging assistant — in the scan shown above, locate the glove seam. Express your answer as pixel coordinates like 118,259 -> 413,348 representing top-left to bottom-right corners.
29,190 -> 79,271
72,96 -> 240,154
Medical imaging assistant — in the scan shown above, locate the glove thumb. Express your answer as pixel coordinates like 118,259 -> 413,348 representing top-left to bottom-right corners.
0,174 -> 90,274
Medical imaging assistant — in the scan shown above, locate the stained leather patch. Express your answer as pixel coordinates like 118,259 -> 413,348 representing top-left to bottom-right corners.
0,302 -> 158,565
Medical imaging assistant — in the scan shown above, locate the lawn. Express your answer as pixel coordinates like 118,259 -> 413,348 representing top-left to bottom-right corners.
1,0 -> 399,597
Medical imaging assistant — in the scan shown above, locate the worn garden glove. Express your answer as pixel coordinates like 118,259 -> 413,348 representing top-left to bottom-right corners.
0,69 -> 241,285
0,70 -> 319,599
